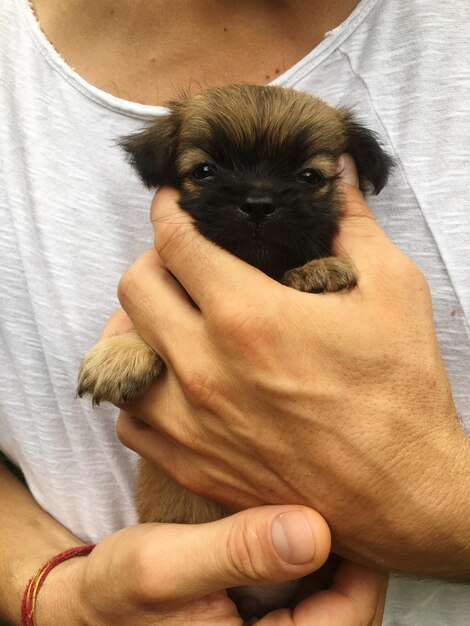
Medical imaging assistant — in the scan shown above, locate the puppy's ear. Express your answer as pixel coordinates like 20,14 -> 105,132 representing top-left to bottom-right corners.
119,106 -> 182,188
343,113 -> 394,194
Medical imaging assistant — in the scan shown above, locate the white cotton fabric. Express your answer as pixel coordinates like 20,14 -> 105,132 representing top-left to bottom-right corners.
1,0 -> 469,623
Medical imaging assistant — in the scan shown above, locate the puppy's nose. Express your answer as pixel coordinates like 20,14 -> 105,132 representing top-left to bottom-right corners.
240,195 -> 277,224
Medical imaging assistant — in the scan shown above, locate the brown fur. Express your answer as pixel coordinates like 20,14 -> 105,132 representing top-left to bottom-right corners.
282,256 -> 357,293
117,85 -> 392,192
179,86 -> 347,155
77,330 -> 162,406
137,458 -> 228,524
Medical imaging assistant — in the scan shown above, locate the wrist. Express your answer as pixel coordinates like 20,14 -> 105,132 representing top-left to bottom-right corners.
414,425 -> 470,580
5,539 -> 84,626
0,463 -> 87,625
34,556 -> 87,626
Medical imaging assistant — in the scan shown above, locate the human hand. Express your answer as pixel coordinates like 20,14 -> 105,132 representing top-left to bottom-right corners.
116,155 -> 470,578
35,505 -> 344,626
265,560 -> 388,626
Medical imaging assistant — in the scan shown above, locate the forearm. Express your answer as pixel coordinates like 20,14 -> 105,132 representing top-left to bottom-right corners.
0,461 -> 83,625
357,426 -> 470,582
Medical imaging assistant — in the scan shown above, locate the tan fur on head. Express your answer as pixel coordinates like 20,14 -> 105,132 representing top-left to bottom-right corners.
179,84 -> 347,155
121,84 -> 393,194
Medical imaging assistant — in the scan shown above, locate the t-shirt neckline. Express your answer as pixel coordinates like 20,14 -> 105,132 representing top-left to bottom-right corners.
17,0 -> 377,120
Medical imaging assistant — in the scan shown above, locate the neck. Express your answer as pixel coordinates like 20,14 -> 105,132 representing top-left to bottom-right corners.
32,0 -> 360,105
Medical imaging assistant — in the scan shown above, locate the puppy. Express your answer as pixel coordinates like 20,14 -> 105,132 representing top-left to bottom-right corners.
78,84 -> 393,618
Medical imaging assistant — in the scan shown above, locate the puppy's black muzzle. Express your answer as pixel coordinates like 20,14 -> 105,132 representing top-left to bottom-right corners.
240,195 -> 277,224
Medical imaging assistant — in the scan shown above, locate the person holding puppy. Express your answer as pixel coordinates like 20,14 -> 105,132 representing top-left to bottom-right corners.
1,1 -> 469,625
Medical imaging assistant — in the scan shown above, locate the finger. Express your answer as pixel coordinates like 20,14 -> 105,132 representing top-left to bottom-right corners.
99,308 -> 134,340
117,248 -> 205,361
117,410 -> 182,473
126,505 -> 331,606
151,187 -> 275,312
333,155 -> 398,275
330,561 -> 388,620
117,406 -> 264,512
291,561 -> 388,626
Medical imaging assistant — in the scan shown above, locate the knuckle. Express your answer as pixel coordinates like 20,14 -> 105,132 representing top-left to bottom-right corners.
226,517 -> 278,585
128,537 -> 163,603
181,367 -> 218,409
391,252 -> 421,281
154,220 -> 193,263
117,267 -> 136,309
117,249 -> 163,310
378,251 -> 429,292
350,594 -> 381,626
116,413 -> 132,447
395,256 -> 431,299
170,460 -> 199,493
214,303 -> 270,350
348,194 -> 369,216
409,264 -> 430,292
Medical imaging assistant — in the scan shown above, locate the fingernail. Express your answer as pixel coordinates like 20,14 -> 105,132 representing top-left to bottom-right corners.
271,512 -> 315,564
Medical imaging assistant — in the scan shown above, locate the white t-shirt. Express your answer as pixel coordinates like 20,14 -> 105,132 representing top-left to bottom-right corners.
1,0 -> 469,623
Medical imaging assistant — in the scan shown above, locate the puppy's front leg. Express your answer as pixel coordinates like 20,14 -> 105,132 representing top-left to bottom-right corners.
77,330 -> 163,405
137,458 -> 229,524
282,256 -> 357,293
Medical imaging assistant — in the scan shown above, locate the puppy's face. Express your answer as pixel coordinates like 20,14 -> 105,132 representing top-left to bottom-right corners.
122,85 -> 392,279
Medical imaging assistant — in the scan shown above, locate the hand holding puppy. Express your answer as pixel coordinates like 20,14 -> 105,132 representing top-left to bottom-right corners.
117,155 -> 470,579
34,504 -> 386,626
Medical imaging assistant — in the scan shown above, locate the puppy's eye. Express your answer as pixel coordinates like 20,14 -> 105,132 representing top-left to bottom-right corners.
191,163 -> 217,181
297,169 -> 325,186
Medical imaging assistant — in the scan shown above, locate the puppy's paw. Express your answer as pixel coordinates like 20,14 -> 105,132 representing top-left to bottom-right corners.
77,330 -> 163,405
282,256 -> 357,293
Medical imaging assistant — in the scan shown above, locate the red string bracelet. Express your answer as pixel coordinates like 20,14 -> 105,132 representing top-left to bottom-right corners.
20,544 -> 96,626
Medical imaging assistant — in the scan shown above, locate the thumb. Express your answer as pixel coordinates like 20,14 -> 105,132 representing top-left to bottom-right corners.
138,505 -> 331,606
333,153 -> 396,273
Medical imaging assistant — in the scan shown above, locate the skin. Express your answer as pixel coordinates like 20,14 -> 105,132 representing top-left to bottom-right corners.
31,0 -> 360,106
0,461 -> 387,626
0,1 -> 389,624
116,157 -> 470,579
